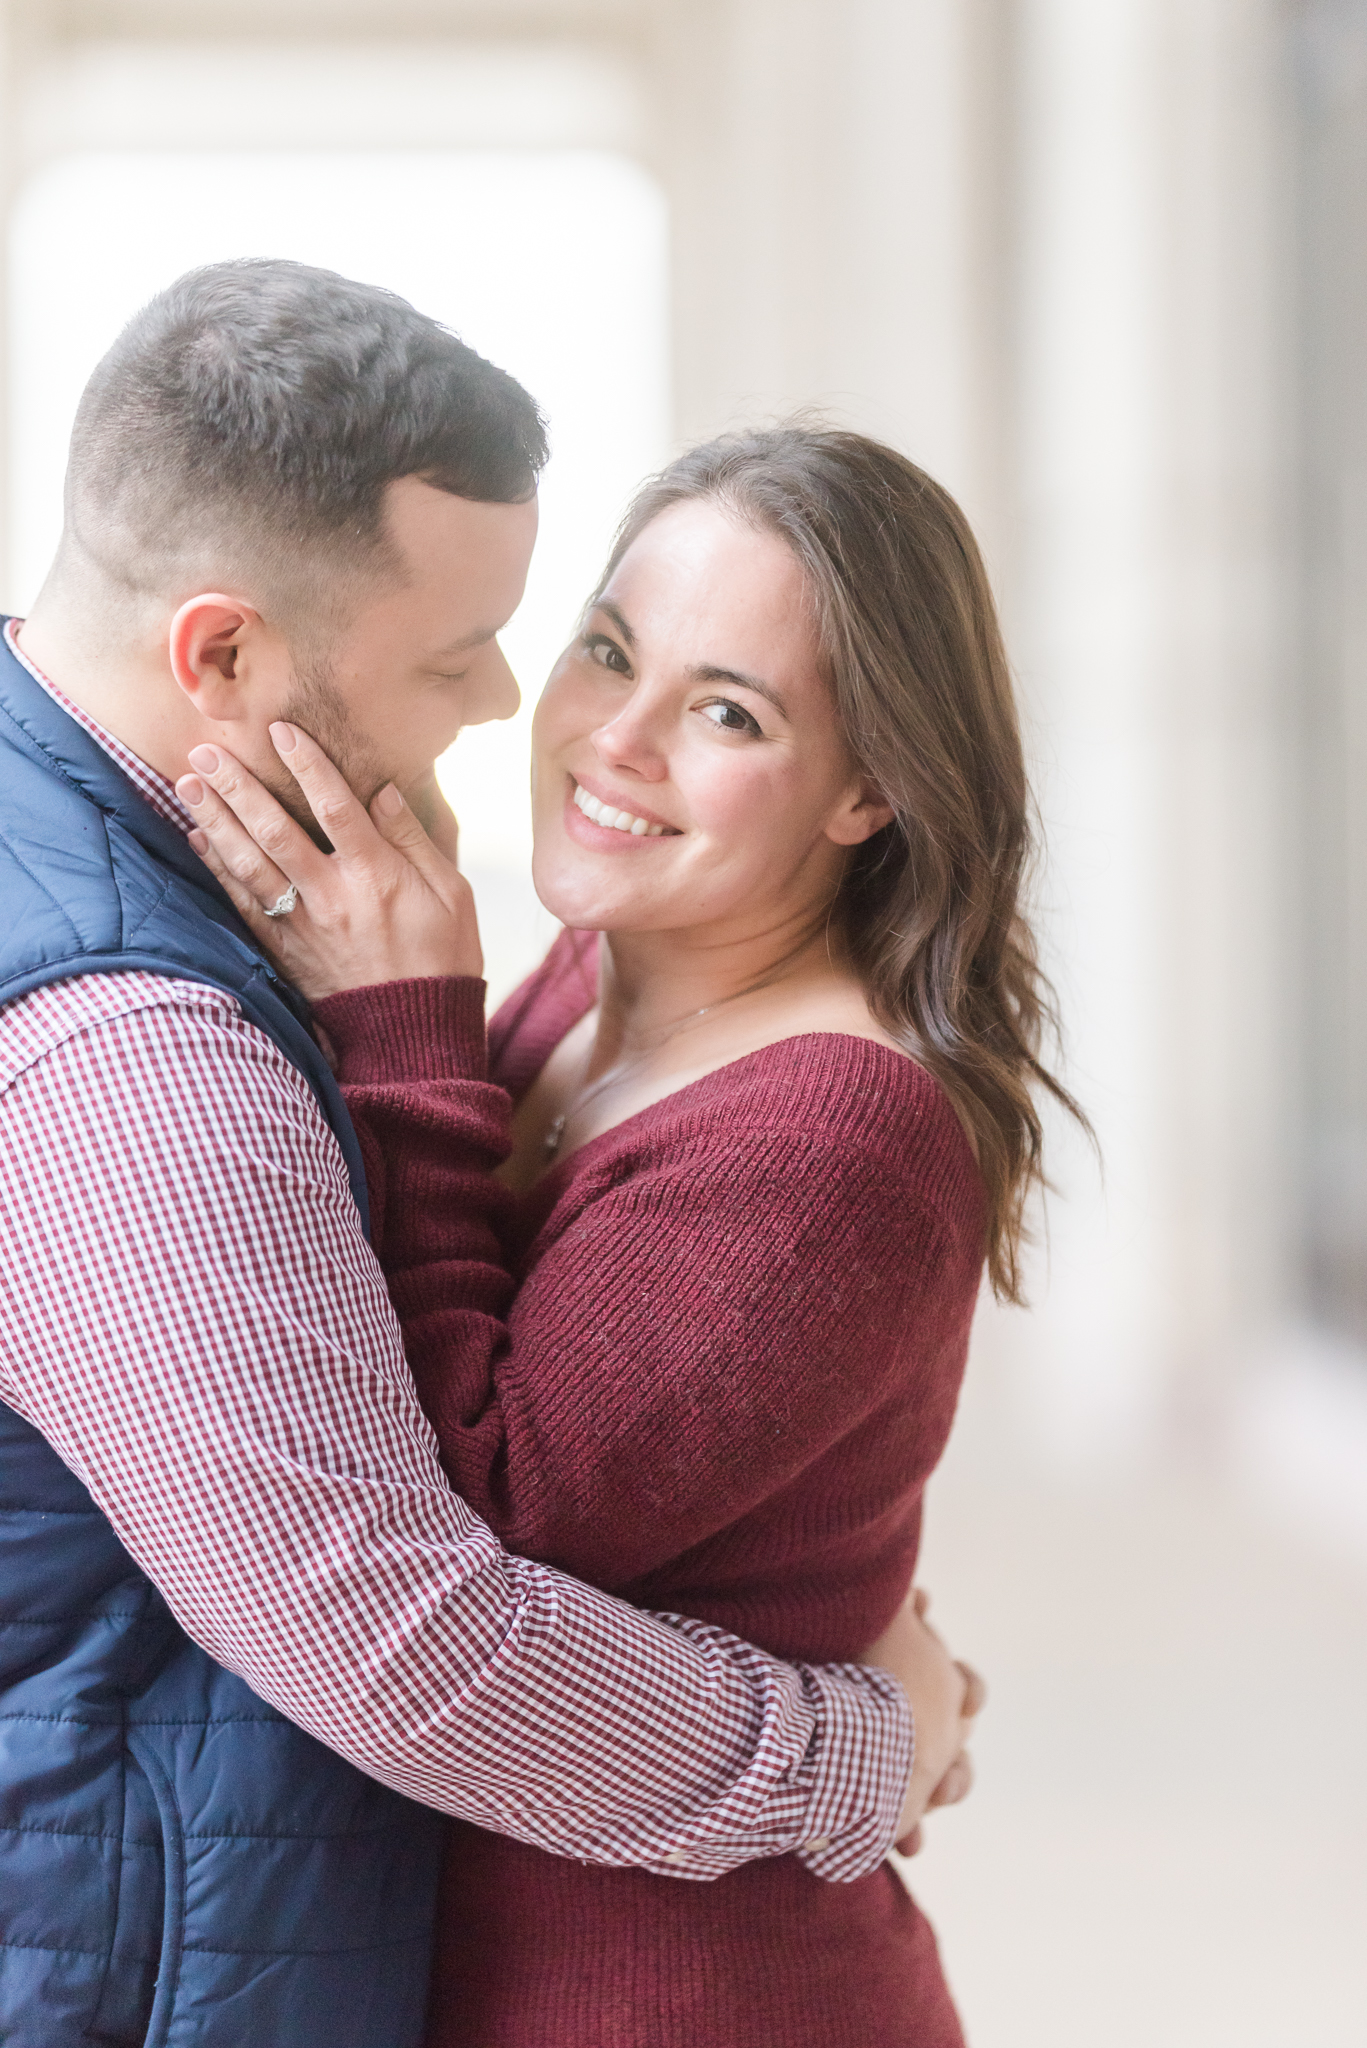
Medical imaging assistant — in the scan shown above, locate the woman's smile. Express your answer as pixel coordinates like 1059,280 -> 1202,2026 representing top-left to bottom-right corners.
566,773 -> 678,843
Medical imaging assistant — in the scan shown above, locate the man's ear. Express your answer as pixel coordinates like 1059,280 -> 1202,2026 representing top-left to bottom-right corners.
167,595 -> 263,719
824,780 -> 897,848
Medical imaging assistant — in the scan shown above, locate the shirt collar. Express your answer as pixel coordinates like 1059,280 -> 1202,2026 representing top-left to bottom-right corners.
3,619 -> 195,834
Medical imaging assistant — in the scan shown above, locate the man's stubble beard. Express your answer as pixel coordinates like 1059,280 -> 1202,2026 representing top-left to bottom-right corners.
270,650 -> 392,849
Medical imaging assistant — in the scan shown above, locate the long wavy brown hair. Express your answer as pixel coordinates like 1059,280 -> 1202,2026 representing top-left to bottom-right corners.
594,424 -> 1087,1303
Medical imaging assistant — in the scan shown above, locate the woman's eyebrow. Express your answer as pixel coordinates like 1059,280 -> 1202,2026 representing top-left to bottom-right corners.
690,663 -> 791,720
591,602 -> 789,718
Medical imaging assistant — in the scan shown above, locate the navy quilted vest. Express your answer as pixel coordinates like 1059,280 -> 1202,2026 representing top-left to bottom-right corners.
0,627 -> 446,2046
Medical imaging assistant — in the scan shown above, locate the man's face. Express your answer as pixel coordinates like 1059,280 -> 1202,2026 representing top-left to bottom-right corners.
239,477 -> 537,822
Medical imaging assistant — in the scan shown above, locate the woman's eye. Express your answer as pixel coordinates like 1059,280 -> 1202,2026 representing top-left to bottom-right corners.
584,634 -> 632,676
700,698 -> 762,737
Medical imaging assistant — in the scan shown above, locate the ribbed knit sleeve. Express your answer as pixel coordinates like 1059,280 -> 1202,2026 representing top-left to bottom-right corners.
314,978 -> 513,1286
314,976 -> 984,1634
317,975 -> 490,1083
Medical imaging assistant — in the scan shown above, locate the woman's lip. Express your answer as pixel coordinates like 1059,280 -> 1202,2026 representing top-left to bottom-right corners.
562,783 -> 678,852
569,772 -> 679,833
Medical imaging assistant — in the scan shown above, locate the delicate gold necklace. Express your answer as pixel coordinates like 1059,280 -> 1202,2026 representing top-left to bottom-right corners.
541,960 -> 800,1161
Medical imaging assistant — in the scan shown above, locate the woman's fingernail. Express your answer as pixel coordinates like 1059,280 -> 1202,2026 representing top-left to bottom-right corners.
187,745 -> 220,774
374,783 -> 403,817
270,721 -> 298,753
187,829 -> 209,854
178,776 -> 206,807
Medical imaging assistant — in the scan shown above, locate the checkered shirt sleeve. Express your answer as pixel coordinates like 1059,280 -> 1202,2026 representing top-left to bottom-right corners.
0,972 -> 911,1881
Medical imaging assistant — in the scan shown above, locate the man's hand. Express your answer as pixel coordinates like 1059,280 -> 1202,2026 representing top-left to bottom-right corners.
863,1587 -> 985,1855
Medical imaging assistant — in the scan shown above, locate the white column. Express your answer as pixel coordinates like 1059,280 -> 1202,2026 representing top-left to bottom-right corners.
649,0 -> 1003,548
1003,0 -> 1290,1463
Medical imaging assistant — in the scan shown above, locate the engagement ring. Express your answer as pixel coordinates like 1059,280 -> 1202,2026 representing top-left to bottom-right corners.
263,884 -> 299,920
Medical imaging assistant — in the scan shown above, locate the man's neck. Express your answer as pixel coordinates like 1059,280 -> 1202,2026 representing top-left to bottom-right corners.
16,603 -> 199,788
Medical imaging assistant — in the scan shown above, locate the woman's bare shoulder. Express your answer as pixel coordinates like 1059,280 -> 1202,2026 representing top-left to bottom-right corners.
687,1012 -> 979,1181
758,977 -> 907,1057
717,982 -> 982,1164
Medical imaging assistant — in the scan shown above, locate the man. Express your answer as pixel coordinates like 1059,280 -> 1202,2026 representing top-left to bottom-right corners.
0,261 -> 965,2046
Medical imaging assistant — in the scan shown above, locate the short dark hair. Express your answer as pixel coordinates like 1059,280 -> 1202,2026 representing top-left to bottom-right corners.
64,258 -> 547,620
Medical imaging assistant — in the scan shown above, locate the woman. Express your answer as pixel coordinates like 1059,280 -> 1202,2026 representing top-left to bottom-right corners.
182,427 -> 1080,2046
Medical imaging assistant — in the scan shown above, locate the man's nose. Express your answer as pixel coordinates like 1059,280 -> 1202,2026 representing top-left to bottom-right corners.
463,642 -> 521,727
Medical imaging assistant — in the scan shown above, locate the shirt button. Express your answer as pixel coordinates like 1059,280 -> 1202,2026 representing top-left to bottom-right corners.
805,1837 -> 831,1852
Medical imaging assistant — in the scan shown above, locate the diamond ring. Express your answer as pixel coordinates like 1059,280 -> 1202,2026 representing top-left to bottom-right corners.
263,883 -> 299,920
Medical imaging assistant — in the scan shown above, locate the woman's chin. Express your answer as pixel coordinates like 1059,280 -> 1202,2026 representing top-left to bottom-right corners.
532,887 -> 630,933
530,809 -> 698,932
531,872 -> 680,938
530,852 -> 624,933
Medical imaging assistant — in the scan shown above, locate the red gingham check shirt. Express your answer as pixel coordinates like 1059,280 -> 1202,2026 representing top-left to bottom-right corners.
0,624 -> 912,1881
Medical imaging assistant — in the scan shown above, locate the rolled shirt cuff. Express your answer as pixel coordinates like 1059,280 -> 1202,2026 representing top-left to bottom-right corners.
792,1660 -> 913,1881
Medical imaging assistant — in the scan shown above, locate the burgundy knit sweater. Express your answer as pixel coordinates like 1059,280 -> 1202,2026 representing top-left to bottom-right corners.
314,932 -> 985,2048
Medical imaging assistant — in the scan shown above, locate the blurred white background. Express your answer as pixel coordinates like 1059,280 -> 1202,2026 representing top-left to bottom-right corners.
0,5 -> 1363,2043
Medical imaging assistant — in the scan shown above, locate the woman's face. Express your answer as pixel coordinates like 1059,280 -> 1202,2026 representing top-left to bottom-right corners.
530,499 -> 890,940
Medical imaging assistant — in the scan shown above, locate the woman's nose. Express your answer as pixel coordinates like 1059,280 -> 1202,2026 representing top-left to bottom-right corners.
591,702 -> 668,781
463,642 -> 521,727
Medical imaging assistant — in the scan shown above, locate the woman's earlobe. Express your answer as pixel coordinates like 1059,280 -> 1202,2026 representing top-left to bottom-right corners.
859,797 -> 897,840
